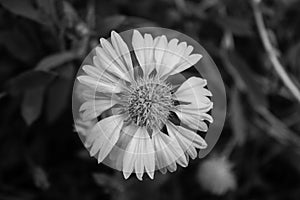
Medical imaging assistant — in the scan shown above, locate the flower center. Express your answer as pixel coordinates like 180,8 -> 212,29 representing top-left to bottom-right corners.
126,78 -> 173,129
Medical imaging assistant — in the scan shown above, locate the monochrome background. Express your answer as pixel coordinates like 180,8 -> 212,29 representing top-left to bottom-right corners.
0,0 -> 300,199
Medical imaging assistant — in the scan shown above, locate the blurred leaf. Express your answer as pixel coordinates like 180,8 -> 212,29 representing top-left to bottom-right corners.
286,41 -> 300,75
56,63 -> 75,79
258,108 -> 300,147
96,15 -> 156,36
215,16 -> 253,37
93,173 -> 125,193
0,0 -> 48,25
6,71 -> 55,95
0,30 -> 38,63
227,50 -> 268,110
21,86 -> 44,125
96,15 -> 126,35
36,0 -> 58,25
32,166 -> 50,190
45,77 -> 71,123
35,51 -> 77,71
230,87 -> 247,145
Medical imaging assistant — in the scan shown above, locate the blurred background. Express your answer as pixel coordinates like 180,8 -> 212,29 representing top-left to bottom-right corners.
1,0 -> 300,199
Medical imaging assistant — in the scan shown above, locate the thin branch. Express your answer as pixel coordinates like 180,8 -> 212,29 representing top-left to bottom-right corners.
251,0 -> 300,103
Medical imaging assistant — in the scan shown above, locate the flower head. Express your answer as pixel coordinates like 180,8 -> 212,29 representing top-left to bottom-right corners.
76,30 -> 213,180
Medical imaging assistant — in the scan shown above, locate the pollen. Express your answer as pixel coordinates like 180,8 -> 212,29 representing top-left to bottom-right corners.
126,77 -> 174,129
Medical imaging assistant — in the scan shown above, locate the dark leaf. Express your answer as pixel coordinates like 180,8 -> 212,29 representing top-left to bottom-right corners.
96,15 -> 126,36
227,50 -> 268,110
286,41 -> 300,76
32,166 -> 50,190
6,71 -> 55,95
21,86 -> 44,125
230,87 -> 247,145
35,51 -> 77,71
0,0 -> 47,25
93,173 -> 125,193
45,77 -> 71,123
36,0 -> 58,25
0,30 -> 38,63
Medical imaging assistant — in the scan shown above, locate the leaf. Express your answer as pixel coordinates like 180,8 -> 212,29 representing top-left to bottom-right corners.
6,71 -> 55,95
227,50 -> 268,110
32,166 -> 50,190
96,15 -> 156,36
93,173 -> 125,193
21,86 -> 44,125
0,0 -> 47,25
96,15 -> 126,35
36,0 -> 58,24
45,77 -> 72,123
286,41 -> 300,75
35,51 -> 77,71
0,30 -> 38,63
230,87 -> 247,145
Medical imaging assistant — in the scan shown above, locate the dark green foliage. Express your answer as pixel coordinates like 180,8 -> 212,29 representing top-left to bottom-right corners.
0,0 -> 300,199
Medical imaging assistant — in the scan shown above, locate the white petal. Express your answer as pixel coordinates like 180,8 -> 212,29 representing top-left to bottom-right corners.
159,41 -> 188,77
122,127 -> 155,180
173,109 -> 212,131
144,133 -> 155,179
111,31 -> 134,79
85,115 -> 125,161
166,123 -> 207,159
152,129 -> 187,170
168,54 -> 203,76
154,35 -> 168,74
95,46 -> 130,82
77,75 -> 122,93
79,98 -> 118,121
91,57 -> 121,83
175,77 -> 212,107
109,124 -> 138,162
143,33 -> 155,76
132,30 -> 155,77
122,131 -> 139,179
184,45 -> 194,56
174,77 -> 213,131
187,146 -> 197,159
132,30 -> 145,67
135,130 -> 144,180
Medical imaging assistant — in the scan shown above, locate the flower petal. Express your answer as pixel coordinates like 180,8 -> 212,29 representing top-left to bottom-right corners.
79,98 -> 118,121
123,127 -> 155,180
154,35 -> 168,74
132,30 -> 155,77
168,54 -> 202,76
109,124 -> 139,170
166,122 -> 207,159
173,108 -> 213,131
77,75 -> 122,93
95,46 -> 131,82
152,129 -> 188,171
175,77 -> 212,107
111,31 -> 134,80
174,77 -> 213,130
85,115 -> 125,163
158,40 -> 188,77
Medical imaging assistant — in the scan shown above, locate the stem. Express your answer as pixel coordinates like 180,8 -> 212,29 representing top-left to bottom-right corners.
251,0 -> 300,103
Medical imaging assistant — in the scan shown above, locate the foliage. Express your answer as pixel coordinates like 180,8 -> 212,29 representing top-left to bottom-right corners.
0,0 -> 300,199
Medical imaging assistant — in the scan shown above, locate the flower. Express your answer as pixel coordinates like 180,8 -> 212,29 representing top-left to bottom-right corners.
197,156 -> 237,195
76,30 -> 213,180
